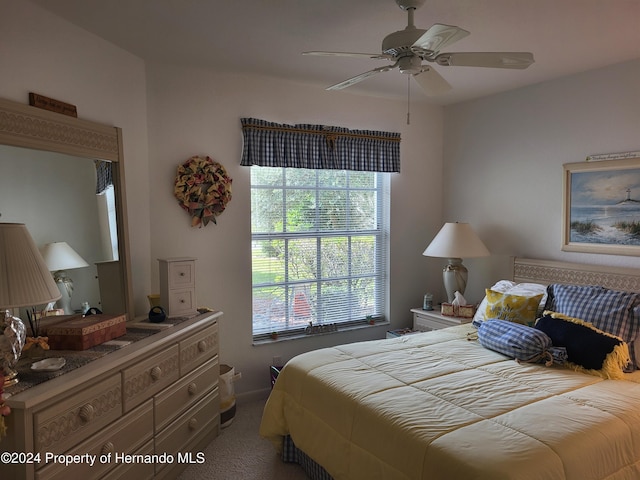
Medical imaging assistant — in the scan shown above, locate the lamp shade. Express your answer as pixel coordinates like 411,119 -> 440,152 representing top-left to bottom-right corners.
40,241 -> 90,272
0,223 -> 62,308
422,222 -> 490,259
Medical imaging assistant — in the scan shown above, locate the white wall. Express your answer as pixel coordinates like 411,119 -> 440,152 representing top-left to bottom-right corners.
145,63 -> 444,393
0,0 -> 152,315
443,59 -> 640,301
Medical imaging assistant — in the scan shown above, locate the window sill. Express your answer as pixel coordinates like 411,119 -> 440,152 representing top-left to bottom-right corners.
252,320 -> 390,346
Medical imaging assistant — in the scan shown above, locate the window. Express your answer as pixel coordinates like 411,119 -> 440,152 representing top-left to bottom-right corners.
95,160 -> 119,261
241,117 -> 399,339
96,185 -> 119,261
251,167 -> 389,338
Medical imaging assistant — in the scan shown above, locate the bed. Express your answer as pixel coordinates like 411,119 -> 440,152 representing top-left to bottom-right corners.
259,258 -> 640,480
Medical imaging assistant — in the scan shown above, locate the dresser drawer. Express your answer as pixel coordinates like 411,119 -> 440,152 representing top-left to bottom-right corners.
100,439 -> 155,480
123,344 -> 180,412
155,388 -> 219,473
36,400 -> 153,480
167,288 -> 197,316
414,316 -> 450,331
180,322 -> 219,375
166,259 -> 195,288
155,356 -> 219,432
34,373 -> 122,456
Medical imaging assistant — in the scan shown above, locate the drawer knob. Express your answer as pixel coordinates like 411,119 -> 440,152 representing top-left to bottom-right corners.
188,418 -> 198,430
101,442 -> 115,455
188,382 -> 198,395
79,403 -> 95,423
150,366 -> 162,381
197,340 -> 207,352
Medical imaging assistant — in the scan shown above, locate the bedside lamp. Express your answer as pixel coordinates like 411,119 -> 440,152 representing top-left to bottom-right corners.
422,222 -> 490,303
0,223 -> 61,386
40,242 -> 89,315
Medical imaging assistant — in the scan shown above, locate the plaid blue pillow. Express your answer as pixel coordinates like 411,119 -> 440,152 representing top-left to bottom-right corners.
545,284 -> 640,368
478,319 -> 567,366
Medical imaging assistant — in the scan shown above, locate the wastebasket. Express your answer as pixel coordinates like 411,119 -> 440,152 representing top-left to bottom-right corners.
220,364 -> 241,428
270,365 -> 283,389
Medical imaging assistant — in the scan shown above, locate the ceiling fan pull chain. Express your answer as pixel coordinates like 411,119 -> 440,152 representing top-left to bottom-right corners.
407,75 -> 411,125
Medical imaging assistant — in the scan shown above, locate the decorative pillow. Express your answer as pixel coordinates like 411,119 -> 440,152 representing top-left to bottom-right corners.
535,311 -> 630,379
544,284 -> 640,369
484,289 -> 544,326
472,281 -> 547,327
478,319 -> 566,366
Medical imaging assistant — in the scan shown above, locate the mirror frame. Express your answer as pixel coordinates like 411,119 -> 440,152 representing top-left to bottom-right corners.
0,96 -> 134,319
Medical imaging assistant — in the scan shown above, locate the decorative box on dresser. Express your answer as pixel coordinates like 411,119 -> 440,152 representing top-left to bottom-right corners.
159,257 -> 198,318
411,308 -> 472,331
0,310 -> 222,480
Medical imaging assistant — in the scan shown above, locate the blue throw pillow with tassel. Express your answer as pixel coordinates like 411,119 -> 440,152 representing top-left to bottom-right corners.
478,319 -> 567,366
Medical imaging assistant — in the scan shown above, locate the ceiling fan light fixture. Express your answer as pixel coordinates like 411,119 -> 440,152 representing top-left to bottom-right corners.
398,55 -> 422,74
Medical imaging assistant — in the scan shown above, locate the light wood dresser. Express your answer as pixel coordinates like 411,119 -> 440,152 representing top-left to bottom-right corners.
0,311 -> 221,480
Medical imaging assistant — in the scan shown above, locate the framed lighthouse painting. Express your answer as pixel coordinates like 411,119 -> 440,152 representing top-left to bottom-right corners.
563,157 -> 640,256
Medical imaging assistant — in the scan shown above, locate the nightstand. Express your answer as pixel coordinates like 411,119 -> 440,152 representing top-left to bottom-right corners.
411,308 -> 473,331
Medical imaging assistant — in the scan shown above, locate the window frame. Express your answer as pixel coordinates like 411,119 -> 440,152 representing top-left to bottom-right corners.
250,167 -> 388,340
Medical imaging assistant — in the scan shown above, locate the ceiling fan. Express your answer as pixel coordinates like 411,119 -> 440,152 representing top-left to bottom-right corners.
303,0 -> 534,96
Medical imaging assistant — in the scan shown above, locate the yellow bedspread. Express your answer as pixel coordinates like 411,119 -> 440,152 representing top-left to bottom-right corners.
260,324 -> 640,480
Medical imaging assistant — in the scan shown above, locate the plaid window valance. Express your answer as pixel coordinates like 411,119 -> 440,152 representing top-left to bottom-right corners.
240,118 -> 400,172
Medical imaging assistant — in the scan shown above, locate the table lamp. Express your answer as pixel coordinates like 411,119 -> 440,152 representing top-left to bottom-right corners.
40,242 -> 89,315
422,222 -> 490,303
0,223 -> 61,386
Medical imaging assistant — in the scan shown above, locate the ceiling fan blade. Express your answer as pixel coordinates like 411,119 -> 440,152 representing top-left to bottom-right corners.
412,67 -> 452,96
303,51 -> 392,60
412,24 -> 470,55
435,52 -> 534,69
326,65 -> 395,90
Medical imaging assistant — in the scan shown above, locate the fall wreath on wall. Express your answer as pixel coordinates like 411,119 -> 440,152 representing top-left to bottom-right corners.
174,155 -> 233,227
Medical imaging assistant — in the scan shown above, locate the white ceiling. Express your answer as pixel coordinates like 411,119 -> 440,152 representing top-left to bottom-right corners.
30,0 -> 640,105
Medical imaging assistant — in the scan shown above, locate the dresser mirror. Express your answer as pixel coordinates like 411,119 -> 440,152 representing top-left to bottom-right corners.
0,97 -> 134,318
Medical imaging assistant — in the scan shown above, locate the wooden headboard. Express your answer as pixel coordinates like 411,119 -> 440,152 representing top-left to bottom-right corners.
512,257 -> 640,293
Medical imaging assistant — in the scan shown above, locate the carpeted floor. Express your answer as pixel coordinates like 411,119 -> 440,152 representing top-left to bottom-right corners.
177,393 -> 309,480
